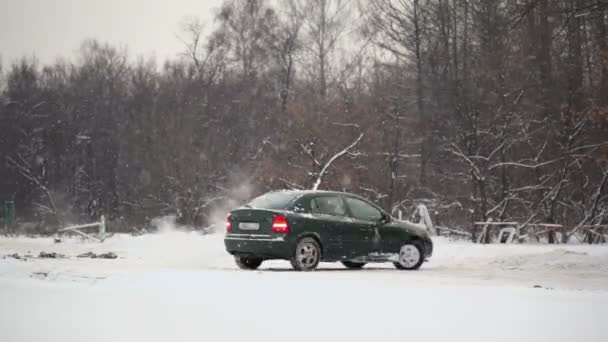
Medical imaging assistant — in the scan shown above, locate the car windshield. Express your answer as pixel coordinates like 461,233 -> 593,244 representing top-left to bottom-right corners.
246,191 -> 301,210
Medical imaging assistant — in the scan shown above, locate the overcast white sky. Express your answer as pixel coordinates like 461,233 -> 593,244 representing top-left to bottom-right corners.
0,0 -> 224,66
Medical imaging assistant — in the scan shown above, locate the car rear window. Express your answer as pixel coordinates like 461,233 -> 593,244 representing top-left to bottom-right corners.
246,191 -> 301,210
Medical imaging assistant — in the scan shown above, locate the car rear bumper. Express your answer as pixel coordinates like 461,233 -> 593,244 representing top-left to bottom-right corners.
224,233 -> 292,259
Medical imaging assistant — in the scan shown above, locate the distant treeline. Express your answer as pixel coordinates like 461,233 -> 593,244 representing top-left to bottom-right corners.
1,0 -> 607,241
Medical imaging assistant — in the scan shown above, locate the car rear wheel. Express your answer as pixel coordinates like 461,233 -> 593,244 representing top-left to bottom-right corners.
290,237 -> 321,271
341,261 -> 366,269
235,256 -> 263,270
393,243 -> 424,270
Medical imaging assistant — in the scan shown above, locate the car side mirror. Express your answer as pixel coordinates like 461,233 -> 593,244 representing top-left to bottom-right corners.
380,213 -> 391,224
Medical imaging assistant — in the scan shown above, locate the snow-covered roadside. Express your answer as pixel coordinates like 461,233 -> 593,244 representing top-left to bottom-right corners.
1,232 -> 608,342
1,233 -> 607,290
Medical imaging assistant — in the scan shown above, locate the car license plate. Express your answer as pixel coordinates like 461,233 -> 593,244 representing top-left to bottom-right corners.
239,222 -> 259,230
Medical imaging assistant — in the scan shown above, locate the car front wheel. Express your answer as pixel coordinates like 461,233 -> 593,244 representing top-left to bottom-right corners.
393,243 -> 424,270
291,237 -> 321,271
235,256 -> 263,270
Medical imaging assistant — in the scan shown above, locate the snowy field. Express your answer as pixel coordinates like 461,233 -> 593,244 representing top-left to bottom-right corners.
1,231 -> 608,342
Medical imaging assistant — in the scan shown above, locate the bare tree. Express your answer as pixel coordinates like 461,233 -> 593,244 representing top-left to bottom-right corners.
296,0 -> 352,101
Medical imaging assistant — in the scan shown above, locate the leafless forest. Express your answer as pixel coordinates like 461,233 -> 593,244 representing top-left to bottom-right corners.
1,0 -> 607,241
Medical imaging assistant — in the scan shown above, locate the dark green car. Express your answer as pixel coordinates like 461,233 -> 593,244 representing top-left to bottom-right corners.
224,190 -> 433,271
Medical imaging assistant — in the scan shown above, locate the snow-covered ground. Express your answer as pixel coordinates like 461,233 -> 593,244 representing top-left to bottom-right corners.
1,231 -> 608,341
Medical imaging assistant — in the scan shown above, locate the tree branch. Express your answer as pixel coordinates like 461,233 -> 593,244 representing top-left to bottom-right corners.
312,133 -> 365,190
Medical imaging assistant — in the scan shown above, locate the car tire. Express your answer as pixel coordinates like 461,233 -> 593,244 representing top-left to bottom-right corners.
393,242 -> 424,270
290,237 -> 321,271
235,256 -> 263,270
341,261 -> 366,269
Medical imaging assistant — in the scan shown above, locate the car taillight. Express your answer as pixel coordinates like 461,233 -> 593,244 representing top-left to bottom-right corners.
271,215 -> 290,233
226,215 -> 232,232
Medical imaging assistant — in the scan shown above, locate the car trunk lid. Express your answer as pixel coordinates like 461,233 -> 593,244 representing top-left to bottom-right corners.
229,208 -> 280,234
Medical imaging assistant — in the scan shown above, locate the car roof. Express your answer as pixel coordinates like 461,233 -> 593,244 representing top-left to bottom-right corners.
266,189 -> 366,199
260,189 -> 386,213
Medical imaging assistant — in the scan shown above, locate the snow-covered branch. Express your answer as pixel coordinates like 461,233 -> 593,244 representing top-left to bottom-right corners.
6,154 -> 62,224
300,143 -> 321,168
279,178 -> 304,190
488,159 -> 560,170
447,143 -> 484,181
567,170 -> 608,238
359,186 -> 388,200
312,133 -> 365,190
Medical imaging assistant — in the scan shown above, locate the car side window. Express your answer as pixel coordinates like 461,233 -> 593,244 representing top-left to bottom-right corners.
345,197 -> 383,222
310,196 -> 346,217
